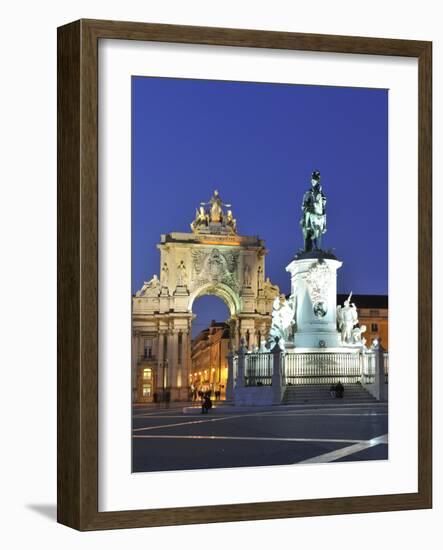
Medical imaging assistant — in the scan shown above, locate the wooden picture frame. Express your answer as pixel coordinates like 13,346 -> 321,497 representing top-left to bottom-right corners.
57,19 -> 432,530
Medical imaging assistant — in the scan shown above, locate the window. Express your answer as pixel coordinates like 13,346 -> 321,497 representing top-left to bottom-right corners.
143,368 -> 152,380
371,323 -> 378,332
369,309 -> 379,317
142,384 -> 151,397
144,338 -> 153,359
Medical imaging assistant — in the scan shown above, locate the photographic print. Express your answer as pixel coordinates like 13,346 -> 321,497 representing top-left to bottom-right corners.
57,20 -> 432,529
131,76 -> 388,473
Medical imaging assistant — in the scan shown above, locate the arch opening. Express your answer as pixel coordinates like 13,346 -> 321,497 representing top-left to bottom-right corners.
188,282 -> 241,318
191,295 -> 231,338
189,289 -> 237,402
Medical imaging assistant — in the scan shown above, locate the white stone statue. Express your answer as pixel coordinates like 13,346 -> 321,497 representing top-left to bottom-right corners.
161,262 -> 169,287
135,274 -> 160,297
351,324 -> 367,347
177,261 -> 188,287
243,263 -> 252,287
263,277 -> 280,300
257,265 -> 263,290
268,293 -> 295,349
336,292 -> 359,344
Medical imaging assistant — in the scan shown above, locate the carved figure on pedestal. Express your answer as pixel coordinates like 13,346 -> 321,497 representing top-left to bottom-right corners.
177,261 -> 188,287
136,274 -> 160,297
337,292 -> 359,344
300,170 -> 327,252
263,277 -> 279,300
161,262 -> 169,288
243,263 -> 252,287
268,293 -> 296,349
257,265 -> 263,290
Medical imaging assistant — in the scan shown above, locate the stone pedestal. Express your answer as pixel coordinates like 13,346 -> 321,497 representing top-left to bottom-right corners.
286,253 -> 342,348
240,286 -> 256,313
173,285 -> 190,312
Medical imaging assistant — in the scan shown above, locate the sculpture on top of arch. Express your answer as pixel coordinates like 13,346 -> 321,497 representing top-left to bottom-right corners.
190,189 -> 237,235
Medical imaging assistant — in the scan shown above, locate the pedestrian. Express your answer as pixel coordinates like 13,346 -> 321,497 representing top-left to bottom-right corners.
329,384 -> 336,398
201,394 -> 207,414
335,381 -> 344,398
205,394 -> 212,413
164,389 -> 171,408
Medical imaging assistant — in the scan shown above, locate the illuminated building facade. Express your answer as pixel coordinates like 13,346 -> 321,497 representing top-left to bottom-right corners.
190,321 -> 230,399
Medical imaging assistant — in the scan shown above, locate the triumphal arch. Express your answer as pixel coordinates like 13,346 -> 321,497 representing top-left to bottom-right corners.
132,190 -> 279,402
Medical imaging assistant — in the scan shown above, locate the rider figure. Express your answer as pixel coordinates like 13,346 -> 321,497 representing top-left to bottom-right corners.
300,170 -> 327,251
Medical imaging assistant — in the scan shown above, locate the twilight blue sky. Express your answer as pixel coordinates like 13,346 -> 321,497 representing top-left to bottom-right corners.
132,77 -> 388,335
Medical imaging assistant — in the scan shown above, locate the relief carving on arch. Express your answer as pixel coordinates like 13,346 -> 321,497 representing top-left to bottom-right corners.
191,248 -> 240,292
